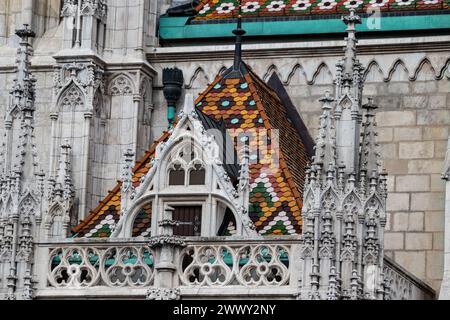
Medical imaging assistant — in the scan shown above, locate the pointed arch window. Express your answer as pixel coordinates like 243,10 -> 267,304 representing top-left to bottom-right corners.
189,163 -> 206,186
169,164 -> 186,186
166,141 -> 206,187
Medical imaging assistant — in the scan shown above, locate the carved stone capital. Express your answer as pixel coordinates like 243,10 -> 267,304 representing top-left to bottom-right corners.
149,236 -> 186,248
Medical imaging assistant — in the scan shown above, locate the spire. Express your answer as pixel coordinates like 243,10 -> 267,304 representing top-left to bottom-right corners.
0,25 -> 42,300
314,91 -> 336,172
334,9 -> 364,175
232,0 -> 246,71
299,11 -> 388,300
342,9 -> 361,80
11,24 -> 36,114
9,25 -> 40,181
54,141 -> 74,200
45,141 -> 74,240
360,98 -> 381,176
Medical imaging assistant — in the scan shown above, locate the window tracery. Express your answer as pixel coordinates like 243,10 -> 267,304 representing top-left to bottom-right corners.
167,143 -> 206,187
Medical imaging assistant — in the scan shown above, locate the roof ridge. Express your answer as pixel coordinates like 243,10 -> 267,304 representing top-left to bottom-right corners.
246,66 -> 283,103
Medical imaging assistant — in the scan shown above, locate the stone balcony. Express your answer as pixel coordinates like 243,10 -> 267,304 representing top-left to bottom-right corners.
33,237 -> 436,300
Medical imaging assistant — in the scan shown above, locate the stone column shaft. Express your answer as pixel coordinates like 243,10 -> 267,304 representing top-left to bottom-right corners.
79,112 -> 93,220
49,113 -> 59,176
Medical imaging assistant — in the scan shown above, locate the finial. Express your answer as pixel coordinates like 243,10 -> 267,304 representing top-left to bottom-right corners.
363,98 -> 378,114
15,24 -> 36,42
232,0 -> 246,71
341,9 -> 361,77
319,91 -> 335,109
342,9 -> 362,31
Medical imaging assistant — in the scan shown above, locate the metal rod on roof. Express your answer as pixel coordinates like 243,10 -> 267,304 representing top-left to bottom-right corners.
232,0 -> 246,70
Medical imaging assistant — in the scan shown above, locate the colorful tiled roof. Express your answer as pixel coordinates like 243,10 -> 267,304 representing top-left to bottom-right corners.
195,64 -> 310,235
194,0 -> 450,21
73,64 -> 312,238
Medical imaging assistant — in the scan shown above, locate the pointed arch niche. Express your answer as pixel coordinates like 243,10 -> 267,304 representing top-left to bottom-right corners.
52,82 -> 106,219
45,204 -> 67,239
187,67 -> 209,97
87,88 -> 109,210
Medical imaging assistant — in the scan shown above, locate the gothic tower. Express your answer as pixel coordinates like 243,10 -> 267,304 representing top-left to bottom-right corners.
0,25 -> 43,300
51,0 -> 159,222
299,10 -> 388,300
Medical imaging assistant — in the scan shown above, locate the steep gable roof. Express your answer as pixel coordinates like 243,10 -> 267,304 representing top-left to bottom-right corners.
73,62 -> 312,238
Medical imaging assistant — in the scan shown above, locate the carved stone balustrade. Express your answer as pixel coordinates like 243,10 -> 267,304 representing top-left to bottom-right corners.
383,256 -> 435,300
32,237 -> 435,300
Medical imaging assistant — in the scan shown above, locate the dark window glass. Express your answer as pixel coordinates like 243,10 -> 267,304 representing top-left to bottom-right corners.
189,164 -> 205,185
169,164 -> 185,186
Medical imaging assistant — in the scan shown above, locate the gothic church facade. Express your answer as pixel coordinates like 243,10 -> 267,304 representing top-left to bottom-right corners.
0,0 -> 449,300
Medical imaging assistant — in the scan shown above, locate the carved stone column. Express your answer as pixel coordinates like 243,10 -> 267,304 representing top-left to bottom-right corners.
48,113 -> 59,176
132,94 -> 141,157
79,112 -> 93,220
147,205 -> 184,301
